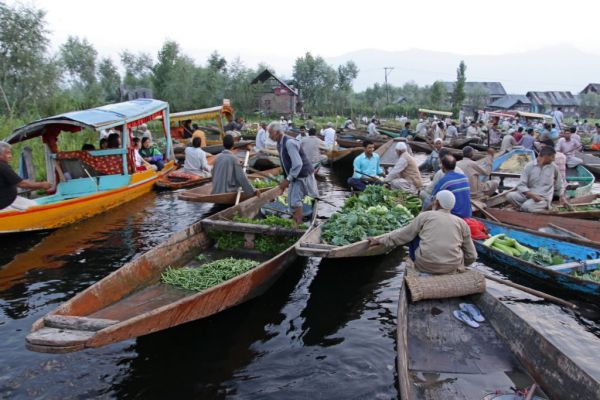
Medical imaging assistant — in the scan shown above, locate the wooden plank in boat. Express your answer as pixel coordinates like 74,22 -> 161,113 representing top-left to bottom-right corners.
201,219 -> 306,236
26,327 -> 94,347
44,315 -> 118,332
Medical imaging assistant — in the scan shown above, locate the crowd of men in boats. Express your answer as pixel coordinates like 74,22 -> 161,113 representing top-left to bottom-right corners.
0,107 -> 596,277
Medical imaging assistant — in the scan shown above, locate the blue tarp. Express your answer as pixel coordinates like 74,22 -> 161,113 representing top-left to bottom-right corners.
6,99 -> 168,144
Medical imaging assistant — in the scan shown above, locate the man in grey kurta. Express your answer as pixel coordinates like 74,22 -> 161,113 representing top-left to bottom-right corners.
268,121 -> 318,224
368,190 -> 477,274
506,146 -> 568,212
211,134 -> 257,196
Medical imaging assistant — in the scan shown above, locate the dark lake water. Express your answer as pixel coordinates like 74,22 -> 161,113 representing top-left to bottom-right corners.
0,162 -> 598,399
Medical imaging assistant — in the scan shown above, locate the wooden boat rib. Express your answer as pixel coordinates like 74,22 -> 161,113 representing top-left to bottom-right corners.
397,266 -> 600,400
178,184 -> 271,205
474,218 -> 600,301
295,224 -> 395,258
25,187 -> 317,353
486,208 -> 600,243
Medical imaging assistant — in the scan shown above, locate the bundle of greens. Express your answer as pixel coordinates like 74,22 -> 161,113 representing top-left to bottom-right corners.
208,214 -> 300,254
483,234 -> 565,266
161,258 -> 259,292
252,175 -> 283,189
321,186 -> 419,246
572,270 -> 600,283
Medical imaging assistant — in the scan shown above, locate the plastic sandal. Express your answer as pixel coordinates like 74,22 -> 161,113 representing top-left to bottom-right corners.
453,310 -> 480,328
459,303 -> 485,322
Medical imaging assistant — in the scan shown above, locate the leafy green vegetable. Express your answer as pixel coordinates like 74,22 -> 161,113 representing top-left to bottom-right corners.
161,258 -> 260,291
321,185 -> 419,245
252,175 -> 283,189
519,246 -> 565,266
572,270 -> 600,283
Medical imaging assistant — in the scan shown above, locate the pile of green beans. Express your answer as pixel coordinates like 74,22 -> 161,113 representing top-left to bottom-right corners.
161,258 -> 259,292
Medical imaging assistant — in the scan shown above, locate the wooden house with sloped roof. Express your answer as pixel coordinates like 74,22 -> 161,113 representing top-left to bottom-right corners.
251,69 -> 300,116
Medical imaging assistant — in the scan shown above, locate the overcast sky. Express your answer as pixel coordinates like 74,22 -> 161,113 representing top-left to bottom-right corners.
13,0 -> 600,86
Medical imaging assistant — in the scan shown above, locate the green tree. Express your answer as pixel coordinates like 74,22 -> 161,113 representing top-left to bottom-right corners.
579,93 -> 600,117
0,3 -> 60,116
60,36 -> 102,107
428,81 -> 447,110
98,58 -> 121,102
152,40 -> 180,100
451,60 -> 466,116
293,52 -> 337,113
120,51 -> 153,88
207,51 -> 227,73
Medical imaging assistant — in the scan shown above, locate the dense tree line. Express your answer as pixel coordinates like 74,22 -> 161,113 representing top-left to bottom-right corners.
0,2 -> 474,123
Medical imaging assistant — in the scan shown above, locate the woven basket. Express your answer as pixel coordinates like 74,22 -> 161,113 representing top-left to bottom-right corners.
405,266 -> 486,302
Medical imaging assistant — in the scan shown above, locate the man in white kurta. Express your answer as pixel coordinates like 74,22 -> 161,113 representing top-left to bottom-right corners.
383,142 -> 422,194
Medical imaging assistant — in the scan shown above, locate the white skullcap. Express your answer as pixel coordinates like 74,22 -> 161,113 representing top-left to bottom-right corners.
433,138 -> 443,144
419,118 -> 424,122
140,123 -> 148,129
436,190 -> 456,210
395,142 -> 407,152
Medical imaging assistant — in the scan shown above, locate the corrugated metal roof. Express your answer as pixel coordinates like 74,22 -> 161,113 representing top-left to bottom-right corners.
442,81 -> 507,96
251,69 -> 299,95
580,83 -> 600,94
488,95 -> 531,109
6,99 -> 168,144
526,91 -> 579,107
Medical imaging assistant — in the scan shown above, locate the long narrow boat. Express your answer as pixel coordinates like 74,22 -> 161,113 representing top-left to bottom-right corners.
578,151 -> 600,176
295,224 -> 395,258
1,100 -> 176,234
543,193 -> 600,219
375,137 -> 415,168
25,187 -> 318,353
322,147 -> 363,165
178,184 -> 271,205
408,140 -> 486,161
474,219 -> 600,301
397,266 -> 600,400
485,208 -> 600,243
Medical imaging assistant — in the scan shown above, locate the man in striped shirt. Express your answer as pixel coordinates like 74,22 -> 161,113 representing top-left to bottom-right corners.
429,155 -> 472,218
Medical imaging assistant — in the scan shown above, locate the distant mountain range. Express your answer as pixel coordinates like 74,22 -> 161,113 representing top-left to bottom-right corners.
324,45 -> 600,94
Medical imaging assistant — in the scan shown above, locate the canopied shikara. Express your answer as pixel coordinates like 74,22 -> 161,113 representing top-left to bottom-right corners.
167,100 -> 234,145
1,99 -> 176,234
25,187 -> 317,353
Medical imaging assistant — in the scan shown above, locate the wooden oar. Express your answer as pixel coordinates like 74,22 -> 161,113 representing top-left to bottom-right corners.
471,200 -> 500,222
235,151 -> 251,205
480,271 -> 578,309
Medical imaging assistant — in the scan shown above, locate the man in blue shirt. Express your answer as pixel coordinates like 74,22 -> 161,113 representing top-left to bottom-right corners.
347,139 -> 384,191
429,155 -> 472,218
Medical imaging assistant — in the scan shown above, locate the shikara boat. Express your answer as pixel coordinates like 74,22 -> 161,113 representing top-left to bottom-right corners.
25,187 -> 318,353
485,208 -> 600,243
0,99 -> 176,234
167,100 -> 234,146
396,266 -> 600,400
474,219 -> 600,301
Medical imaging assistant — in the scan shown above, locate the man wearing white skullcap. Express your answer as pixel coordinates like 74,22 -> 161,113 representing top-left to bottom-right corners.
368,189 -> 477,274
383,141 -> 422,194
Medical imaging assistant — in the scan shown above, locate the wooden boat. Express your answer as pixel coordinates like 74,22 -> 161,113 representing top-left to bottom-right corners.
1,99 -> 176,234
178,184 -> 271,205
295,224 -> 399,258
25,187 -> 318,353
396,266 -> 600,400
488,149 -> 595,197
167,101 -> 234,145
337,130 -> 389,147
374,137 -> 414,168
485,208 -> 600,243
543,193 -> 600,219
322,147 -> 362,165
578,152 -> 600,176
408,140 -> 486,161
155,170 -> 211,190
474,219 -> 600,301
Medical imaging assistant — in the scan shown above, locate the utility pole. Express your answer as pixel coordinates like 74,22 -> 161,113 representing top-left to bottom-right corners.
384,67 -> 394,104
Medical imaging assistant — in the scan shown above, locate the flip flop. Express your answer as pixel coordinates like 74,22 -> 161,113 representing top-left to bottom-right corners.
453,310 -> 480,328
459,303 -> 485,322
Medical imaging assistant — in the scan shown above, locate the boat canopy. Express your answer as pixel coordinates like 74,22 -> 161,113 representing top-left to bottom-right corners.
418,108 -> 453,117
168,104 -> 234,124
6,99 -> 169,144
484,111 -> 514,119
516,111 -> 551,120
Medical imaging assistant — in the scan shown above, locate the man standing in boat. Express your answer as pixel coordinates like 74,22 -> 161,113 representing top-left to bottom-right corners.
506,146 -> 569,212
0,141 -> 52,211
267,122 -> 319,225
368,190 -> 477,274
211,134 -> 258,197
